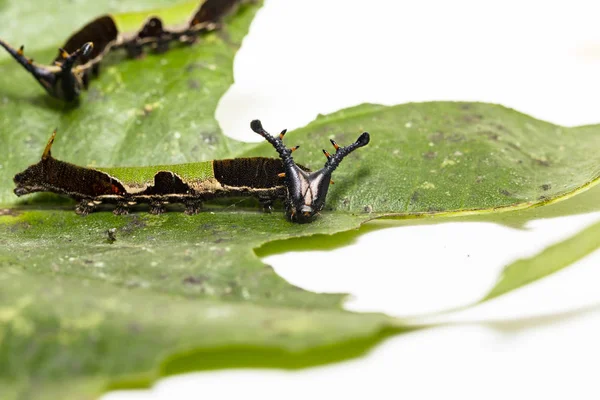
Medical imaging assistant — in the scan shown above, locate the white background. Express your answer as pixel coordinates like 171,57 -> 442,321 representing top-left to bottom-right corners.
104,1 -> 600,399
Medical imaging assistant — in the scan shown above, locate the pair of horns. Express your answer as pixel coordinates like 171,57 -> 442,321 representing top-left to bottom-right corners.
250,119 -> 370,172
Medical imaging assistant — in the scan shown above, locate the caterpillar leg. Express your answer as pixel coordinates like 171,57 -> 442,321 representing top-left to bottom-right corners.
75,199 -> 97,215
125,42 -> 144,59
149,200 -> 167,215
153,38 -> 170,54
184,200 -> 203,215
258,196 -> 277,213
113,202 -> 131,215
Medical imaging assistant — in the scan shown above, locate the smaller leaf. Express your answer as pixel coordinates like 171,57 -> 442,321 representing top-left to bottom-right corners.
481,218 -> 600,302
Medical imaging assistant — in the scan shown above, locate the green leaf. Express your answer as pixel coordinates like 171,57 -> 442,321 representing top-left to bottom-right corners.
0,261 -> 396,399
481,218 -> 600,302
1,0 -> 600,399
241,102 -> 600,215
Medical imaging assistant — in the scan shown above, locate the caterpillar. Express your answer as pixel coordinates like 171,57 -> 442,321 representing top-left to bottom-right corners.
0,0 -> 253,102
13,120 -> 370,223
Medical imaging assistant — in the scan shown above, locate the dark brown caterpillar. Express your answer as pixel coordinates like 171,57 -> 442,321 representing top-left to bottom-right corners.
0,0 -> 253,102
13,121 -> 370,223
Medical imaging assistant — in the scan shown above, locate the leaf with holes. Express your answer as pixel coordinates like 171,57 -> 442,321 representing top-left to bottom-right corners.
1,0 -> 600,399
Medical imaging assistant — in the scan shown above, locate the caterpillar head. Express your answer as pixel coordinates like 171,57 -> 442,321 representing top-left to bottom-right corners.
250,120 -> 370,223
0,40 -> 93,101
13,129 -> 58,196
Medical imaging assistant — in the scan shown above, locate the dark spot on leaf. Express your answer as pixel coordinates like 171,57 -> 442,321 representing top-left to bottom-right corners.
187,79 -> 201,90
423,151 -> 437,160
128,323 -> 142,334
428,132 -> 445,143
462,114 -> 483,123
106,228 -> 117,243
183,275 -> 207,285
202,133 -> 218,145
476,176 -> 484,183
541,184 -> 551,191
500,189 -> 513,197
199,223 -> 215,230
460,103 -> 473,110
535,159 -> 551,167
121,216 -> 146,235
9,221 -> 31,232
363,205 -> 373,213
185,62 -> 207,72
446,133 -> 465,142
483,132 -> 499,141
409,191 -> 420,205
